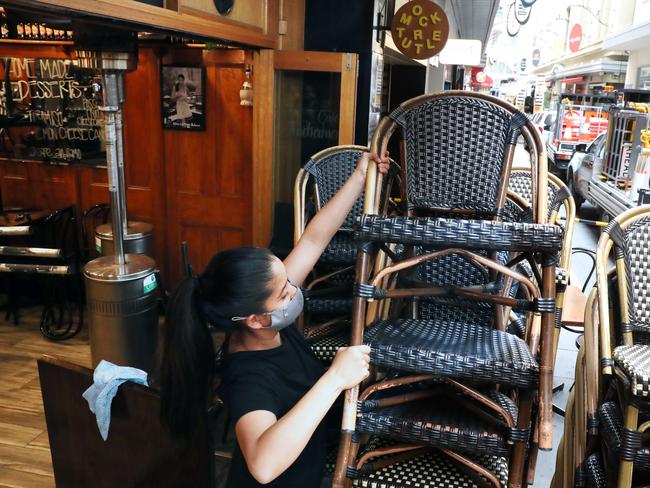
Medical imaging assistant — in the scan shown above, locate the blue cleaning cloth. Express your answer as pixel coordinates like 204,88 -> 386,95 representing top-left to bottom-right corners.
82,360 -> 148,441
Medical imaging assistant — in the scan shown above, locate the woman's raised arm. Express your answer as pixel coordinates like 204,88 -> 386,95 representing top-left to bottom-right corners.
284,151 -> 389,286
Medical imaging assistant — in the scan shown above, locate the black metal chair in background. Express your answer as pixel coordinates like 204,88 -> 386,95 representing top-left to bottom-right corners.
0,206 -> 83,340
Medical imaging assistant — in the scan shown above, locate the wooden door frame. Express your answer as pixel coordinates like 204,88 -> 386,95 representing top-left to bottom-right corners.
252,49 -> 358,247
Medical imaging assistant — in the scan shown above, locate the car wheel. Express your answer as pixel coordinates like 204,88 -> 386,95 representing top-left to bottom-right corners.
567,171 -> 583,211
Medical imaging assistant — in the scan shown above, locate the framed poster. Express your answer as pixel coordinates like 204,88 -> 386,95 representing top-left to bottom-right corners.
160,65 -> 205,130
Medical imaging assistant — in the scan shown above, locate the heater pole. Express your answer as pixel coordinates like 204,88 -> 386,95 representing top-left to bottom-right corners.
101,71 -> 126,267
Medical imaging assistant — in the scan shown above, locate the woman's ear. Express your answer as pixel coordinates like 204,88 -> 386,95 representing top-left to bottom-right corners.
244,314 -> 270,330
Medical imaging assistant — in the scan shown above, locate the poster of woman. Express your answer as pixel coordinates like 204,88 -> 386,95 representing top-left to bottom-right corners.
161,66 -> 205,130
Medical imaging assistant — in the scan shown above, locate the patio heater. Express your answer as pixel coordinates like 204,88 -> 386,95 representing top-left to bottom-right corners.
90,43 -> 153,258
77,37 -> 159,373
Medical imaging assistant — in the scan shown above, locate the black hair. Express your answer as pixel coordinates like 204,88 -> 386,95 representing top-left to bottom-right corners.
174,74 -> 185,92
159,247 -> 276,438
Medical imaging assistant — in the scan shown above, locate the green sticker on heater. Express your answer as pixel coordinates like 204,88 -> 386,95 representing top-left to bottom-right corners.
143,274 -> 157,294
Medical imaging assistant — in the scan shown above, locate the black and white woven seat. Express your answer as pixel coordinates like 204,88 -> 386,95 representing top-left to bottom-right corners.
351,450 -> 508,488
308,327 -> 349,362
584,453 -> 607,488
356,391 -> 520,457
364,319 -> 538,388
599,400 -> 650,471
613,345 -> 650,397
324,436 -> 509,488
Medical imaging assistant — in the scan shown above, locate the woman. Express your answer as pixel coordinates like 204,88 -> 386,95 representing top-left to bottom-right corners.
170,73 -> 195,123
160,151 -> 390,487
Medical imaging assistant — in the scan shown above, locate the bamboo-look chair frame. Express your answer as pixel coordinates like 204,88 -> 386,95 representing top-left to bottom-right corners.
595,205 -> 650,488
551,288 -> 599,488
332,91 -> 557,488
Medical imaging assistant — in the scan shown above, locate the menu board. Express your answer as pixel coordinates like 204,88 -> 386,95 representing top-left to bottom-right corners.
0,57 -> 106,166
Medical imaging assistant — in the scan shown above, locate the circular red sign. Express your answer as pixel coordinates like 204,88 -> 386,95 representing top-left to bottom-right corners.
569,24 -> 582,52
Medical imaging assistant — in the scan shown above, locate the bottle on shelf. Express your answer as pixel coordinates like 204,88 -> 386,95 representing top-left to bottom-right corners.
0,8 -> 8,39
16,22 -> 24,39
23,23 -> 31,39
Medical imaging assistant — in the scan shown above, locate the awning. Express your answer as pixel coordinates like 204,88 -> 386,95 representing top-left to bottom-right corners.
604,20 -> 650,51
546,60 -> 627,81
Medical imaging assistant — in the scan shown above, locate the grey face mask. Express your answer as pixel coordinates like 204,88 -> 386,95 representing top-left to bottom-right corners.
231,283 -> 304,331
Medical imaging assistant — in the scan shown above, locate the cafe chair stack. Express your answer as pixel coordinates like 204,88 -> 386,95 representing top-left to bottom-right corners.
555,205 -> 650,487
326,91 -> 564,488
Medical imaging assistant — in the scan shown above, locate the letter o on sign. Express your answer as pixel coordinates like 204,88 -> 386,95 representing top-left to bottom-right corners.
390,0 -> 449,59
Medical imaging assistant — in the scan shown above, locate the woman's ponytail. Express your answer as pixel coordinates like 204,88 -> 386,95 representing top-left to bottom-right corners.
159,277 -> 215,438
159,247 -> 276,437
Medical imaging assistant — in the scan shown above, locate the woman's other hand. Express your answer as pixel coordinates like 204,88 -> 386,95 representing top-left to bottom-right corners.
327,345 -> 371,391
354,151 -> 390,181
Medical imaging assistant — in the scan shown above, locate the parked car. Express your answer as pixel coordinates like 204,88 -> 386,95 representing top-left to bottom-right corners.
524,110 -> 555,150
566,131 -> 607,210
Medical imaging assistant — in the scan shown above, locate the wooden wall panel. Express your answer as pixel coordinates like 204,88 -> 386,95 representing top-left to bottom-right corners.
0,44 -> 256,289
164,49 -> 253,285
0,161 -> 32,210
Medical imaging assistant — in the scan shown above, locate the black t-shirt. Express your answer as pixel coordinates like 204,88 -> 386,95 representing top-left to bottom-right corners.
218,325 -> 328,488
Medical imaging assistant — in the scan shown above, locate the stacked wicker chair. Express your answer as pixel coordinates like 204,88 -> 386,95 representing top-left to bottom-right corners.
552,205 -> 650,487
294,145 -> 396,362
507,169 -> 577,358
329,92 -> 563,488
592,205 -> 650,487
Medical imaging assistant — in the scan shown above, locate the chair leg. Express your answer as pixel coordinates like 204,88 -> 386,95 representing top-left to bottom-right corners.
508,392 -> 533,488
617,404 -> 639,488
332,432 -> 353,488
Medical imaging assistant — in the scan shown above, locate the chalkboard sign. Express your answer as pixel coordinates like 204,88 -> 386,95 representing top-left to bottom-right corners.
0,57 -> 106,166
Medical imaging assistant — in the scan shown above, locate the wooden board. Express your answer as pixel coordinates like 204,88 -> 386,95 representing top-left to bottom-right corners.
6,0 -> 275,48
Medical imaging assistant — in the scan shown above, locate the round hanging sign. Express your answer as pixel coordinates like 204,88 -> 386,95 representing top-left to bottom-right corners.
506,3 -> 521,37
391,0 -> 450,59
569,24 -> 582,52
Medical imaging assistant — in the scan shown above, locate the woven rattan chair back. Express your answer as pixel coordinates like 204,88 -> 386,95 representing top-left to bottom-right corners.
508,168 -> 576,273
412,196 -> 530,326
377,92 -> 530,217
294,145 -> 368,244
599,207 -> 650,339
